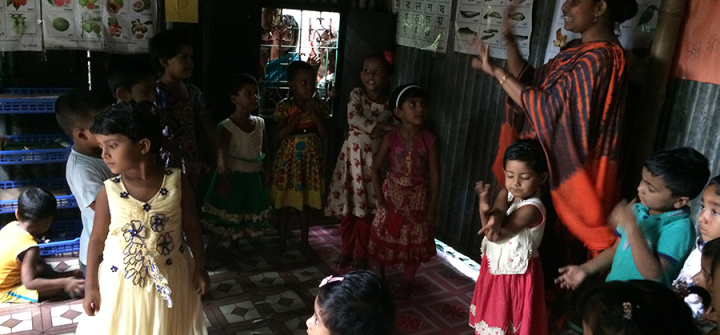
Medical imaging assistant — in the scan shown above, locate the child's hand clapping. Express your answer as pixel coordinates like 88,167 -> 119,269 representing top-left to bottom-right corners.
608,198 -> 638,232
193,269 -> 210,296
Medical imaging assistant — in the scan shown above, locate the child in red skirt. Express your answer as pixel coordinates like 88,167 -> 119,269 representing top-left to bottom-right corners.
367,84 -> 440,299
469,139 -> 548,335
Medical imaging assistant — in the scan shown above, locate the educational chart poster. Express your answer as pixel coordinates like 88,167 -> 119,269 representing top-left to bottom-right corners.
393,0 -> 453,53
453,0 -> 533,60
0,0 -> 43,51
673,0 -> 720,86
544,0 -> 661,63
42,0 -> 156,53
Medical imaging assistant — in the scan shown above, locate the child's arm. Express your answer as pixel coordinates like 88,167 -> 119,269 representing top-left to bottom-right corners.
479,202 -> 543,242
180,175 -> 210,296
19,247 -> 84,293
215,127 -> 232,196
83,185 -> 110,316
555,237 -> 620,290
262,129 -> 272,185
614,200 -> 693,281
425,143 -> 440,224
371,136 -> 391,209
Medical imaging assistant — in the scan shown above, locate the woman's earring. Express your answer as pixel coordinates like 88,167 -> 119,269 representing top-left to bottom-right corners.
593,15 -> 598,22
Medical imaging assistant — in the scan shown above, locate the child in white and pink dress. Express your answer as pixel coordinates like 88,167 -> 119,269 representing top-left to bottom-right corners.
469,139 -> 548,335
325,52 -> 395,269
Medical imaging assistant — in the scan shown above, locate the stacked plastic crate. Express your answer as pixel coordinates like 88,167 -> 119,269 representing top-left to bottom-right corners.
0,88 -> 82,256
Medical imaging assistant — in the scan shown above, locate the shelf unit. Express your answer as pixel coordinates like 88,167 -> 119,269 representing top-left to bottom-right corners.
0,88 -> 81,256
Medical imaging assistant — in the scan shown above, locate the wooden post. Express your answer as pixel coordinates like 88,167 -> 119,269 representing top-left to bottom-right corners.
623,0 -> 687,195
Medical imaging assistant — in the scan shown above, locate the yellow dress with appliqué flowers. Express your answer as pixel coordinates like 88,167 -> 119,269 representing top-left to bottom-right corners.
75,168 -> 206,335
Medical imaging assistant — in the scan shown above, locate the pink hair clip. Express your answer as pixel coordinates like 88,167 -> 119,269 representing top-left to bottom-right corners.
319,275 -> 344,287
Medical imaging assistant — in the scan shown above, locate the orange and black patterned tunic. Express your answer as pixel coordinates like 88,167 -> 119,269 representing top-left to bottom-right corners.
492,39 -> 629,254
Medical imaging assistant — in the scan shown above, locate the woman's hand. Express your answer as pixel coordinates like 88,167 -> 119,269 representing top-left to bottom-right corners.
193,269 -> 210,296
83,287 -> 101,316
502,1 -> 520,43
471,39 -> 496,76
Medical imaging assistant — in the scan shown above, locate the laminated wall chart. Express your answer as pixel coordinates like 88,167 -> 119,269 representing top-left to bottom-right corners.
42,0 -> 156,53
0,0 -> 43,51
544,0 -> 661,63
392,0 -> 453,53
454,0 -> 533,59
0,0 -> 155,52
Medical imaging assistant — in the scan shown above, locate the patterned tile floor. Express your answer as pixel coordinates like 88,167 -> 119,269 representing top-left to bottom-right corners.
0,221 -> 476,334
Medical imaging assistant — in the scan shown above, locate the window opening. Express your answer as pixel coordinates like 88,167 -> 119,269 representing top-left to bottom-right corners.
259,8 -> 340,116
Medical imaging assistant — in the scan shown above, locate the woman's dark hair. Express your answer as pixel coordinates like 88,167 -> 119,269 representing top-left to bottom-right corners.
503,139 -> 548,175
90,101 -> 162,154
389,84 -> 428,110
17,188 -> 56,223
316,271 -> 396,335
227,73 -> 258,97
581,280 -> 700,335
149,29 -> 193,73
643,147 -> 710,198
601,0 -> 638,23
364,52 -> 394,75
707,175 -> 720,196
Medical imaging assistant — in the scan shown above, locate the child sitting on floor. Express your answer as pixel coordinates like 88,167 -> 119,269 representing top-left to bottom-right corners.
556,147 -> 710,289
0,188 -> 85,303
306,270 -> 395,335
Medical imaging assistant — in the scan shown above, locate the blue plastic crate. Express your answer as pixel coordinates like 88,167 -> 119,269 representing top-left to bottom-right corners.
0,88 -> 69,114
3,88 -> 69,95
39,238 -> 80,257
0,178 -> 77,214
0,135 -> 72,165
43,220 -> 83,240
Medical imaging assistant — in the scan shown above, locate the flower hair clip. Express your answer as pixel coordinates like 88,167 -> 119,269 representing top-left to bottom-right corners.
383,51 -> 394,66
319,275 -> 344,287
622,302 -> 633,320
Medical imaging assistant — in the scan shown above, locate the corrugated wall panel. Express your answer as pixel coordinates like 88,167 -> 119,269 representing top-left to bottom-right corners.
661,77 -> 720,180
391,0 -> 557,259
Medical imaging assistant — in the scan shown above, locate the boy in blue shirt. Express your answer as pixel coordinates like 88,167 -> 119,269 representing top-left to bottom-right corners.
556,147 -> 710,288
55,90 -> 115,276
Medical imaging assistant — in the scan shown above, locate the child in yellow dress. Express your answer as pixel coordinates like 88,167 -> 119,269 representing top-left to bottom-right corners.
76,102 -> 209,335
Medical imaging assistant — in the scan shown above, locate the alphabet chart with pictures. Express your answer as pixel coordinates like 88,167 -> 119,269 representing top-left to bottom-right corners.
453,0 -> 533,59
393,0 -> 453,53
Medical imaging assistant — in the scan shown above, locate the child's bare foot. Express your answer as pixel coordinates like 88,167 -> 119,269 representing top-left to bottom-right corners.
334,254 -> 353,268
351,258 -> 368,270
398,281 -> 412,300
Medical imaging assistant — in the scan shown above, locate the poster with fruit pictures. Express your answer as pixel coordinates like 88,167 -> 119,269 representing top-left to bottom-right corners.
543,0 -> 661,64
392,0 -> 453,53
41,0 -> 155,53
0,0 -> 43,51
453,0 -> 533,59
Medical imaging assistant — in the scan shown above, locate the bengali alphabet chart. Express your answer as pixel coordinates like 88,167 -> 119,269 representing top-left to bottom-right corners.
393,0 -> 453,53
0,0 -> 42,51
42,0 -> 156,53
454,0 -> 532,59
